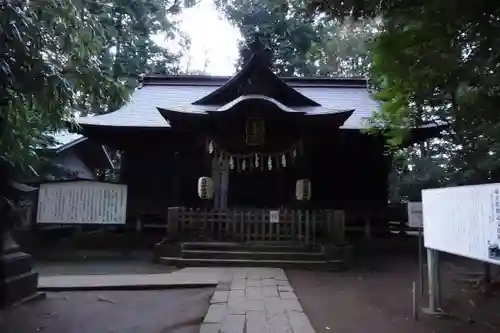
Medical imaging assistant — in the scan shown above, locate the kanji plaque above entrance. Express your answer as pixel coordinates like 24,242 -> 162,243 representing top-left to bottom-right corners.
245,117 -> 265,146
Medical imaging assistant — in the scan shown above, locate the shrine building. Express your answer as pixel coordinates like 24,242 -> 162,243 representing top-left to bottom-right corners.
75,39 -> 439,265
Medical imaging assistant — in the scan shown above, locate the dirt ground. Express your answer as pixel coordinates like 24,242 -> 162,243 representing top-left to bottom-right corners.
0,288 -> 213,333
288,245 -> 500,333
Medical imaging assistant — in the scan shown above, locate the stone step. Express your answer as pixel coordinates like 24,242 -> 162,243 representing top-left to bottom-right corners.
181,242 -> 321,253
159,256 -> 346,270
181,249 -> 326,261
1,252 -> 34,279
1,271 -> 39,308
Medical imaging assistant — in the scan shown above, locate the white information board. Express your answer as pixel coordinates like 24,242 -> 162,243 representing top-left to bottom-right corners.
269,210 -> 280,223
407,202 -> 423,228
422,183 -> 500,264
37,181 -> 127,224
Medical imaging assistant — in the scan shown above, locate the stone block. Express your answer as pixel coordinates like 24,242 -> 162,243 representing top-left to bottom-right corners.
276,280 -> 290,286
265,298 -> 285,316
282,299 -> 303,313
1,252 -> 33,278
0,251 -> 39,309
279,291 -> 297,300
289,311 -> 316,333
221,314 -> 245,333
204,304 -> 227,323
245,299 -> 265,311
262,278 -> 277,287
211,291 -> 229,304
231,279 -> 246,290
233,271 -> 247,279
278,285 -> 293,292
267,313 -> 293,333
247,273 -> 262,280
227,306 -> 246,315
246,312 -> 268,333
199,323 -> 222,333
227,297 -> 247,315
246,287 -> 263,299
273,272 -> 288,281
262,286 -> 279,298
229,289 -> 245,299
246,279 -> 261,287
246,310 -> 266,323
217,281 -> 232,292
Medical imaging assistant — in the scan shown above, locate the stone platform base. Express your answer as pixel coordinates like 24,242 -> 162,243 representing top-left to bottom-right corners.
155,241 -> 352,270
1,251 -> 40,309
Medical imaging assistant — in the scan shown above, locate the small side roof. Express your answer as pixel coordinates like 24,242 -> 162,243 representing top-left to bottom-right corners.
44,130 -> 113,169
45,131 -> 87,153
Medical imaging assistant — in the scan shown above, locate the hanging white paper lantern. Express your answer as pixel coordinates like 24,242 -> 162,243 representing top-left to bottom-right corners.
208,141 -> 214,154
295,179 -> 312,201
255,154 -> 259,168
197,177 -> 214,200
229,156 -> 234,170
242,159 -> 247,171
268,156 -> 272,170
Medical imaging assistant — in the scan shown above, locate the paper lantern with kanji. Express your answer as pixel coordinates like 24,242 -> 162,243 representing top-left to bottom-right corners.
197,177 -> 214,200
295,179 -> 312,201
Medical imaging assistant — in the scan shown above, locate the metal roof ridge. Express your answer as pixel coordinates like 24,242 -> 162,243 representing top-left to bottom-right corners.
141,74 -> 368,88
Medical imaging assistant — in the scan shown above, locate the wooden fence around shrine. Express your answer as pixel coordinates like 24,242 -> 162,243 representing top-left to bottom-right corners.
166,207 -> 345,245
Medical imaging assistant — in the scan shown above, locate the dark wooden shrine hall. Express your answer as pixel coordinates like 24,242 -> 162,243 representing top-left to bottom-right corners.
76,38 -> 441,216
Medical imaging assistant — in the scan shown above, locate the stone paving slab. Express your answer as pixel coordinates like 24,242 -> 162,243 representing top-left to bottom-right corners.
38,269 -> 219,291
200,267 -> 316,333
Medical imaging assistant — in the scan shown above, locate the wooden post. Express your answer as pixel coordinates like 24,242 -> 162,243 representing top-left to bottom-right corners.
240,209 -> 244,241
261,209 -> 266,242
364,216 -> 372,240
298,210 -> 302,244
418,228 -> 424,298
312,210 -> 316,246
305,210 -> 310,245
172,152 -> 181,206
412,281 -> 418,321
484,262 -> 492,293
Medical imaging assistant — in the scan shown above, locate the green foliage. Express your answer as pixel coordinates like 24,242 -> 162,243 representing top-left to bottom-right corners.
0,0 -> 192,179
311,0 -> 500,200
215,0 -> 377,76
77,0 -> 195,114
0,0 -> 113,177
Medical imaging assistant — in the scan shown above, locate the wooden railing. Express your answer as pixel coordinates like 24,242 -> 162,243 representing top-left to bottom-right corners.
166,207 -> 345,245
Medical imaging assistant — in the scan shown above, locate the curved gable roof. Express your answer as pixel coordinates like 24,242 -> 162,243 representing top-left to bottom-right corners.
192,54 -> 320,107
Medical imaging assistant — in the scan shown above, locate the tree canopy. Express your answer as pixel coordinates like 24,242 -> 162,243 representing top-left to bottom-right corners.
215,0 -> 377,77
309,0 -> 500,200
216,0 -> 500,201
0,0 -> 192,180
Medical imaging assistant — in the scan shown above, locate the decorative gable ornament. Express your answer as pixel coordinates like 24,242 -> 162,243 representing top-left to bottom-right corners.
197,177 -> 214,200
295,179 -> 312,201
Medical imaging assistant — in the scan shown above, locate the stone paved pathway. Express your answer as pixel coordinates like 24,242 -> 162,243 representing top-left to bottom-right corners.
200,267 -> 315,333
